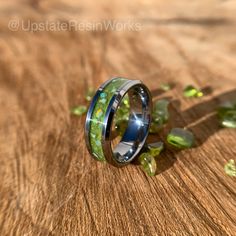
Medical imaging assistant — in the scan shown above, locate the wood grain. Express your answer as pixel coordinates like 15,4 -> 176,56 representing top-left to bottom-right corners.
0,0 -> 236,235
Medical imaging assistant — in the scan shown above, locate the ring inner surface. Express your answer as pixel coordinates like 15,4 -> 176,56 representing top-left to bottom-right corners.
112,85 -> 150,163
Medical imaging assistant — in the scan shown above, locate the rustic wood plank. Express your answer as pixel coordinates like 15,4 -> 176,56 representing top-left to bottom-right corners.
0,0 -> 236,235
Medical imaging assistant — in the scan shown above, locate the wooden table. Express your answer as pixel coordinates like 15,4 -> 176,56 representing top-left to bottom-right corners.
0,1 -> 236,235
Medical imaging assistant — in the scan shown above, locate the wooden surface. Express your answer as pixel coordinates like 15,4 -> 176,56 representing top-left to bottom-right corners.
0,0 -> 236,235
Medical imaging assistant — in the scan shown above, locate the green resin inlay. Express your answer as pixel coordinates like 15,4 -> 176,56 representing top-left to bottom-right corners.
89,78 -> 128,161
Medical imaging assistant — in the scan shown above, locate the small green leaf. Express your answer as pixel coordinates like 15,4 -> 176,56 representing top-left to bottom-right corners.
224,159 -> 236,177
71,105 -> 87,116
167,128 -> 194,149
147,142 -> 164,157
139,153 -> 157,176
183,85 -> 203,98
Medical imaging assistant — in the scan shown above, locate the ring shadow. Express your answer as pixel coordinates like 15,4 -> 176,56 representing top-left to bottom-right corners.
144,88 -> 236,175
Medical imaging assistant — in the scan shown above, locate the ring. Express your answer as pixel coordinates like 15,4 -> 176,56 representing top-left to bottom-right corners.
85,77 -> 152,166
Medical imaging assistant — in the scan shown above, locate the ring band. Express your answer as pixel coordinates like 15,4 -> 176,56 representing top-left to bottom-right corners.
85,77 -> 152,166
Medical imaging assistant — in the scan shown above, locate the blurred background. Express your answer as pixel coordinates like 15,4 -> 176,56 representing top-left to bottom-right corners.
1,0 -> 235,146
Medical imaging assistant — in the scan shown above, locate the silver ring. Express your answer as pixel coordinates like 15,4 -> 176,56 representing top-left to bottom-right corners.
85,77 -> 152,166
